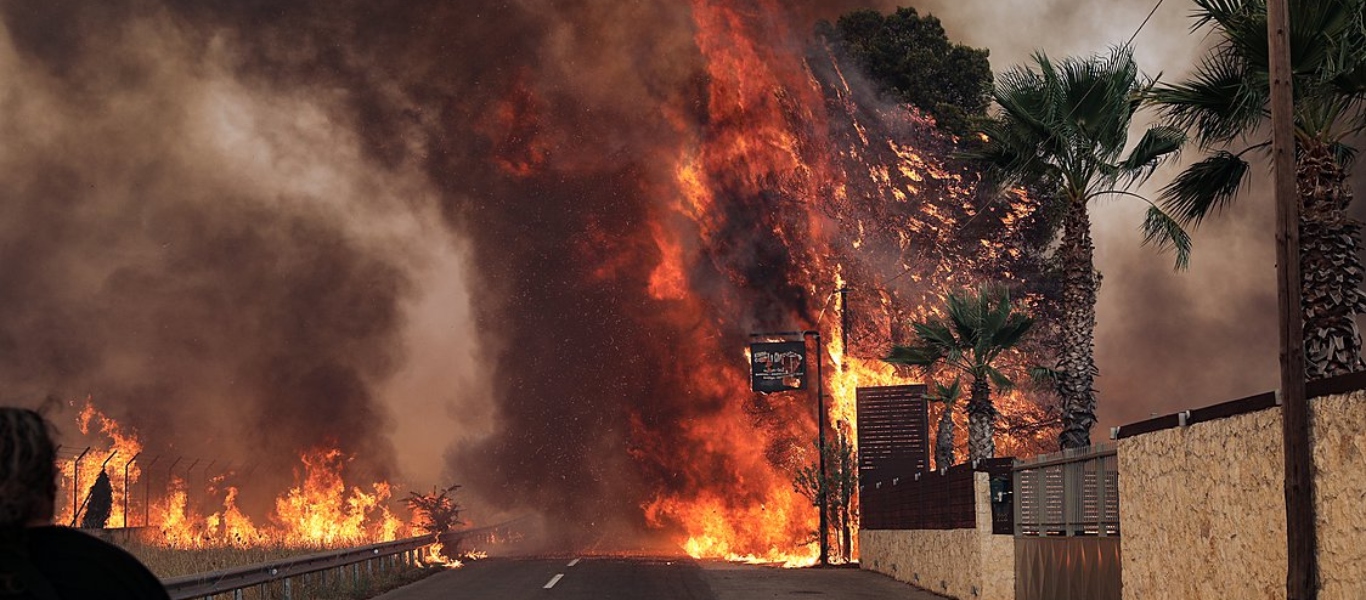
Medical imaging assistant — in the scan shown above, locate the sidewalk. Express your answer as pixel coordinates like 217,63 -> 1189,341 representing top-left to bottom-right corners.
701,562 -> 951,600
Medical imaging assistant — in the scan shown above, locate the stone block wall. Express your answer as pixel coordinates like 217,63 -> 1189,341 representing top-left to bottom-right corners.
1118,390 -> 1366,600
860,472 -> 1014,600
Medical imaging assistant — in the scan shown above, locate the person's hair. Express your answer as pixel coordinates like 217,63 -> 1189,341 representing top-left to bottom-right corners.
0,407 -> 57,527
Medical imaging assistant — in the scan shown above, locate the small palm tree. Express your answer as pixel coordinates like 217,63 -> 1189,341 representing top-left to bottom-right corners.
972,45 -> 1190,449
928,378 -> 963,470
884,285 -> 1034,462
1151,0 -> 1366,379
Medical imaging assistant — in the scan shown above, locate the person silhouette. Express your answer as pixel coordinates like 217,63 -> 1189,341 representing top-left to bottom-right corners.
0,407 -> 169,599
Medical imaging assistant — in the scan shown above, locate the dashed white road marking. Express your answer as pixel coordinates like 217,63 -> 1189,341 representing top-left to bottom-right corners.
544,573 -> 565,589
567,558 -> 580,567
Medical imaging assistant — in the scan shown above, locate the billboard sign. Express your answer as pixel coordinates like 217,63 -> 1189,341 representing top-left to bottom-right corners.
749,341 -> 807,392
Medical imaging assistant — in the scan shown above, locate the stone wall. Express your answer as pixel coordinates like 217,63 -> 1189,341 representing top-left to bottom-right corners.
1118,390 -> 1366,600
860,473 -> 1014,600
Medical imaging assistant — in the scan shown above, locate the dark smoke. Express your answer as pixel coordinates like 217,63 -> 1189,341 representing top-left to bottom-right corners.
0,0 -> 713,538
0,0 -> 425,510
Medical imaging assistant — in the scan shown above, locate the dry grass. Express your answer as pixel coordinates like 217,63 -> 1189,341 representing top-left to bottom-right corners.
123,541 -> 324,579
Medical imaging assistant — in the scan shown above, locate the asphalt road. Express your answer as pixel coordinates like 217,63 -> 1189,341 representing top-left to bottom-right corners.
374,556 -> 948,600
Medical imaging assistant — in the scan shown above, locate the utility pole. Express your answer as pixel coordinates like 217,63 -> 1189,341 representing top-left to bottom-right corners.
812,330 -> 829,566
1266,0 -> 1316,597
839,287 -> 850,357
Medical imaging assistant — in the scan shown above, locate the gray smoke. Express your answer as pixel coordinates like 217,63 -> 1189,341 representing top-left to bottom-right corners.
0,1 -> 475,511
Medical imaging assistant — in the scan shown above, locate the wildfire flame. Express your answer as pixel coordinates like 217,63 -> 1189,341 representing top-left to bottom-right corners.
57,400 -> 143,528
625,0 -> 1058,565
58,400 -> 414,549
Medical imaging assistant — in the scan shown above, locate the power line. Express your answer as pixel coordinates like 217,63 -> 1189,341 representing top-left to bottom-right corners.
1127,0 -> 1168,47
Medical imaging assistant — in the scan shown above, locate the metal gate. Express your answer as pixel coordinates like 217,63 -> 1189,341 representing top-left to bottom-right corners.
1013,444 -> 1121,600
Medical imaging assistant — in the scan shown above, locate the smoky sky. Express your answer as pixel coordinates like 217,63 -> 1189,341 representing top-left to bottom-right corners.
854,0 -> 1310,429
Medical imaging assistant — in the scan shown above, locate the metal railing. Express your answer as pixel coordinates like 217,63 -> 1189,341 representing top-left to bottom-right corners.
162,519 -> 523,600
859,457 -> 1014,533
1013,444 -> 1119,537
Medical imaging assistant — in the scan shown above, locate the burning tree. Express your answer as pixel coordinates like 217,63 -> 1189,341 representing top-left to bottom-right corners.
822,6 -> 993,136
404,484 -> 465,537
80,470 -> 113,529
793,428 -> 857,564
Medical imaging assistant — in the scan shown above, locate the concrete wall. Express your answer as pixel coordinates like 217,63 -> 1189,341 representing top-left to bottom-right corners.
1118,390 -> 1366,600
860,473 -> 1014,600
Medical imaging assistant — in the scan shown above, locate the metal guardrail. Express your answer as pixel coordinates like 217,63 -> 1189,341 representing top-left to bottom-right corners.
162,519 -> 522,600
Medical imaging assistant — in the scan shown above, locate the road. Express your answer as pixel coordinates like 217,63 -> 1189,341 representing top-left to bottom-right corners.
374,555 -> 948,600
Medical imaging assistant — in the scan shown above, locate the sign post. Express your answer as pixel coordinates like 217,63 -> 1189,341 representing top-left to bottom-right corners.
749,341 -> 808,392
750,331 -> 828,566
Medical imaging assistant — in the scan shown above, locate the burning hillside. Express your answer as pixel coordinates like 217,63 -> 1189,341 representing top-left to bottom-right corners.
0,0 -> 1058,564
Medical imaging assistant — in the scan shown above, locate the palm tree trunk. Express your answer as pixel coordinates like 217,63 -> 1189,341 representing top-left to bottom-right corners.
935,402 -> 956,470
1057,199 -> 1100,449
1298,139 -> 1366,379
966,377 -> 995,462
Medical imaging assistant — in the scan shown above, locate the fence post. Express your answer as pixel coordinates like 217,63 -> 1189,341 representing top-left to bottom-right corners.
122,452 -> 140,528
1092,451 -> 1103,535
1034,465 -> 1046,534
71,447 -> 90,524
1064,460 -> 1081,536
143,455 -> 159,527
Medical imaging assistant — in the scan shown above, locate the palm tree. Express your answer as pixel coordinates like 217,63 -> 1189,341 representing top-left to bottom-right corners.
927,378 -> 963,470
972,46 -> 1190,449
884,285 -> 1034,462
1150,0 -> 1366,379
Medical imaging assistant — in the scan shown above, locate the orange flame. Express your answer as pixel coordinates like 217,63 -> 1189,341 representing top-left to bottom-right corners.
59,400 -> 415,549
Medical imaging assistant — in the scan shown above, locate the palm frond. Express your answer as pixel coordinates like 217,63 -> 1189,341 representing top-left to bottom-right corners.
928,378 -> 964,405
1120,125 -> 1186,183
1160,150 -> 1251,224
984,365 -> 1015,392
1149,50 -> 1264,144
944,290 -> 982,352
884,343 -> 945,368
886,285 -> 1032,386
1331,140 -> 1358,168
1028,365 -> 1061,390
1141,205 -> 1194,270
989,314 -> 1036,357
1192,0 -> 1256,32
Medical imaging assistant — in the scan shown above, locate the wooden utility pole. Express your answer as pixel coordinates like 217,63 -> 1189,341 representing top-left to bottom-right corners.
839,287 -> 850,356
1266,0 -> 1316,597
812,331 -> 829,566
